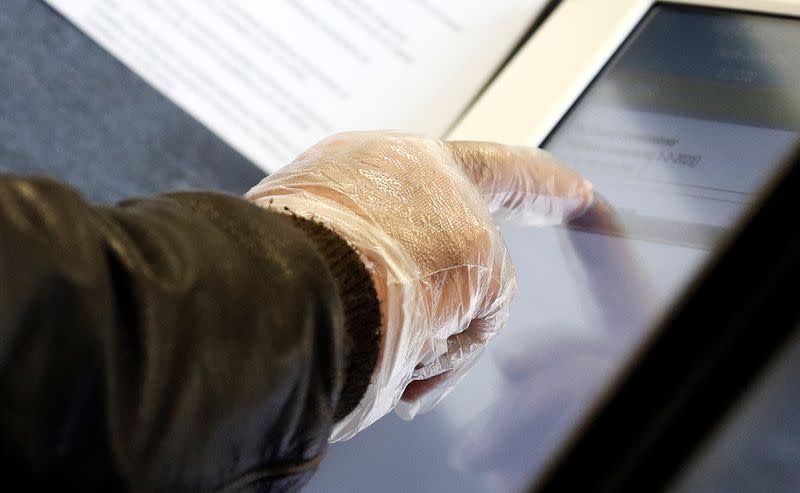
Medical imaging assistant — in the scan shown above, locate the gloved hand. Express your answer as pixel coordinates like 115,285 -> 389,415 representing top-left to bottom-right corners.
246,131 -> 593,442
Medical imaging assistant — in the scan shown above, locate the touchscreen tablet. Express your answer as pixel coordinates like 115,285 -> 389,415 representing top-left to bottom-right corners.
306,4 -> 800,493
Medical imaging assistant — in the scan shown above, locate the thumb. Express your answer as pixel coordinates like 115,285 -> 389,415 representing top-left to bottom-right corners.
445,141 -> 594,225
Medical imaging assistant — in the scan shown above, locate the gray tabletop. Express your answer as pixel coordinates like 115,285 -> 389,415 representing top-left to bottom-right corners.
0,0 -> 265,204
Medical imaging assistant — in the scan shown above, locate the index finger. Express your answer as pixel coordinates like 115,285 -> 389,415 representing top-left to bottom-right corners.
445,141 -> 594,225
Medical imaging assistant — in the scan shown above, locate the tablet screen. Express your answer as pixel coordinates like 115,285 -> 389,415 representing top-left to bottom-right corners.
544,3 -> 800,248
306,5 -> 800,492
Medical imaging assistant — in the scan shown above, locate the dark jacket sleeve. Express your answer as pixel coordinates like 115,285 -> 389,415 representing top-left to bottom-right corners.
0,176 -> 380,492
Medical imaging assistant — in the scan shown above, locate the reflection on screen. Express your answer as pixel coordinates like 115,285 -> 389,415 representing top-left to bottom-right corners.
306,6 -> 800,493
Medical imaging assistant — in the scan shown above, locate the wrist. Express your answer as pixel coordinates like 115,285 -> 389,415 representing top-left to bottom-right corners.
279,213 -> 382,422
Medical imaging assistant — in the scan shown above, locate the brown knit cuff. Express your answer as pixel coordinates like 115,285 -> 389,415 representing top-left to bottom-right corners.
284,214 -> 382,422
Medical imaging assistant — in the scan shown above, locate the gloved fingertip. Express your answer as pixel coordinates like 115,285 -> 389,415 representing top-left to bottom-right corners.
567,178 -> 595,221
394,399 -> 420,421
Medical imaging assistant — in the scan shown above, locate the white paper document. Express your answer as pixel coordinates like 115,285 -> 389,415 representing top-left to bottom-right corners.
45,0 -> 546,172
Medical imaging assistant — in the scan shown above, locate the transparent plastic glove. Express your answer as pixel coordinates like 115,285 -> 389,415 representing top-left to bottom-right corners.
245,131 -> 593,442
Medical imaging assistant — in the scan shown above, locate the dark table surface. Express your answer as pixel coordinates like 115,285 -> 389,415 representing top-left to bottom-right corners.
0,0 -> 265,204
